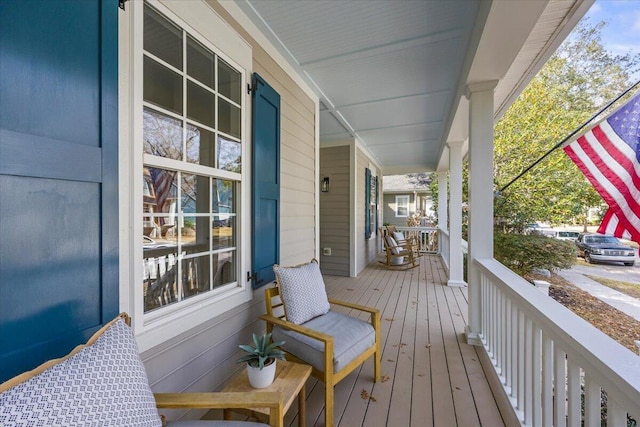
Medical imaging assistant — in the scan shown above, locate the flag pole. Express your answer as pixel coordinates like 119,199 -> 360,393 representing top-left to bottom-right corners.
497,80 -> 640,194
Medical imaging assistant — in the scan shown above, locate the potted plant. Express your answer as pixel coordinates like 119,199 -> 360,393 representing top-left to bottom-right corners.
237,333 -> 285,388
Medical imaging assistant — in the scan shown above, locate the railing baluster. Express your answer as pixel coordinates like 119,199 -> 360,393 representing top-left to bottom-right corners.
583,372 -> 600,427
517,310 -> 525,415
541,333 -> 553,427
524,317 -> 533,425
532,323 -> 542,427
505,298 -> 512,391
607,391 -> 627,427
511,304 -> 519,403
497,287 -> 503,375
567,361 -> 580,427
554,346 -> 567,427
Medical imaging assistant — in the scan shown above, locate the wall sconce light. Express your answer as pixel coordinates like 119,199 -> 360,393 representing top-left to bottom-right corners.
321,176 -> 330,192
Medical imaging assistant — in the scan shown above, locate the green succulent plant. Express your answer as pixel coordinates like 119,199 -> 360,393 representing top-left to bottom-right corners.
237,333 -> 285,370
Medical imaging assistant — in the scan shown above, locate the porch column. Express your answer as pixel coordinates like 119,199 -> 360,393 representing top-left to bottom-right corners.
437,170 -> 448,233
465,80 -> 498,346
447,141 -> 465,287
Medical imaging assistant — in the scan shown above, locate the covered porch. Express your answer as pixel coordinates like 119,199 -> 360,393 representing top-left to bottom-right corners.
226,254 -> 506,426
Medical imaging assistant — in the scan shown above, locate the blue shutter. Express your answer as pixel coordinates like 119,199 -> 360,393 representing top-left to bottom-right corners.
251,74 -> 280,288
365,168 -> 372,239
0,0 -> 118,381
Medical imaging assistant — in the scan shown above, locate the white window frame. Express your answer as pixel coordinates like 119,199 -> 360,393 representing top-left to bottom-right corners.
395,195 -> 410,218
119,0 -> 253,352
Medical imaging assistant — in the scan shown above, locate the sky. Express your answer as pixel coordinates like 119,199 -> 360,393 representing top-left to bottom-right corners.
583,0 -> 640,60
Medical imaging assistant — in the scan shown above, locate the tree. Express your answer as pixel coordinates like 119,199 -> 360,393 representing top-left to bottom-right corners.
493,19 -> 639,230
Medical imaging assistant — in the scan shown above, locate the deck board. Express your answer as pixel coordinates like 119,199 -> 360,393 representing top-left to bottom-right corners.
282,255 -> 504,427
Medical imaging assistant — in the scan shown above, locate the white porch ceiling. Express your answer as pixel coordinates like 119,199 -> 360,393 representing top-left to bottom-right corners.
233,0 -> 592,174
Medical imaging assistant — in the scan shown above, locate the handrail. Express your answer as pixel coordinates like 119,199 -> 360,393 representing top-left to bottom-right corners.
475,257 -> 640,424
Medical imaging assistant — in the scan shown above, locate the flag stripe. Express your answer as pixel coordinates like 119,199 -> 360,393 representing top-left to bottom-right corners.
565,141 -> 640,237
579,129 -> 640,216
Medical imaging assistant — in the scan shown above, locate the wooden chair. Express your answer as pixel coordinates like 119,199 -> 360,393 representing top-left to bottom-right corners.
380,228 -> 418,269
261,287 -> 381,427
386,225 -> 421,258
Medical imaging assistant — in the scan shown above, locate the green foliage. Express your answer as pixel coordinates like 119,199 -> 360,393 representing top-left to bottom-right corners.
237,333 -> 285,370
494,233 -> 576,276
493,19 -> 639,228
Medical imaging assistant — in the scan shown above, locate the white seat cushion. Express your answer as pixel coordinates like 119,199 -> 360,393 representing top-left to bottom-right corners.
272,311 -> 375,373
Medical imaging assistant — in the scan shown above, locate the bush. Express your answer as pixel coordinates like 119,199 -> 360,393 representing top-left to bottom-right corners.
494,233 -> 575,276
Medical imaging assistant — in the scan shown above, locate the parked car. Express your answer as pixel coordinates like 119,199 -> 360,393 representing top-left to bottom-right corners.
575,233 -> 636,266
553,230 -> 580,242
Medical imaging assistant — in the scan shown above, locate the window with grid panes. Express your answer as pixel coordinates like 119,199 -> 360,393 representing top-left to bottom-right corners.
142,4 -> 243,313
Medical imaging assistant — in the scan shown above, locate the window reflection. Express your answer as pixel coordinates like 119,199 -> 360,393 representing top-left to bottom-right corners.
144,108 -> 183,160
186,124 -> 215,167
217,137 -> 241,172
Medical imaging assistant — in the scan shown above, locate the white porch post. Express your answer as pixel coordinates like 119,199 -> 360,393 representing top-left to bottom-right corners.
447,141 -> 465,287
437,170 -> 448,231
465,80 -> 498,346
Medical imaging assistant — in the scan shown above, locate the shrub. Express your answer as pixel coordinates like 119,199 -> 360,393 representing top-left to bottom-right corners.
494,233 -> 575,276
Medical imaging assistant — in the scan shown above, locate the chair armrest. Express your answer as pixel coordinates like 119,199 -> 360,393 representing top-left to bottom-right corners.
328,299 -> 379,316
259,314 -> 333,344
155,392 -> 284,427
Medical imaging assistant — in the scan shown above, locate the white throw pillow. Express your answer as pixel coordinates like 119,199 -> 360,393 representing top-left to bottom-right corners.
385,235 -> 402,255
0,319 -> 162,427
274,259 -> 331,324
393,231 -> 406,243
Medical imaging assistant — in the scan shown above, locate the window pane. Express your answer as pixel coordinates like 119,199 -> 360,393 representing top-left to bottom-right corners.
144,6 -> 182,69
181,215 -> 209,255
144,109 -> 183,159
181,173 -> 211,214
186,124 -> 215,167
187,81 -> 215,127
213,215 -> 235,250
212,179 -> 235,215
187,36 -> 215,89
143,242 -> 179,313
218,59 -> 241,104
145,167 -> 177,215
182,255 -> 211,300
218,99 -> 241,138
217,137 -> 241,172
213,251 -> 236,288
144,57 -> 183,115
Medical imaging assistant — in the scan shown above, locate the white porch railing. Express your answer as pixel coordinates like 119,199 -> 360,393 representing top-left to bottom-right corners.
439,228 -> 450,269
395,226 -> 439,253
476,258 -> 640,427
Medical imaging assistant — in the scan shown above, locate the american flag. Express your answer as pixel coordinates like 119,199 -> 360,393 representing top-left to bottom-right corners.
563,91 -> 640,243
150,167 -> 175,214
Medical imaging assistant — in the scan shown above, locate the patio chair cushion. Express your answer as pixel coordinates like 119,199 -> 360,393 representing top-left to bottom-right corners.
385,235 -> 401,254
272,311 -> 375,373
167,422 -> 268,426
274,259 -> 330,324
392,231 -> 406,243
0,318 -> 162,427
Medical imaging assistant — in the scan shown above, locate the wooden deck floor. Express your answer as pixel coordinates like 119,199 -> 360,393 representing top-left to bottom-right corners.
285,255 -> 505,427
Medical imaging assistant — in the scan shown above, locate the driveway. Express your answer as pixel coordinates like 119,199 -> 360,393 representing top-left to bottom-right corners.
571,260 -> 640,284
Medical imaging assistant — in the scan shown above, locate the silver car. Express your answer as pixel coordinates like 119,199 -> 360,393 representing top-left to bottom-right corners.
575,233 -> 636,266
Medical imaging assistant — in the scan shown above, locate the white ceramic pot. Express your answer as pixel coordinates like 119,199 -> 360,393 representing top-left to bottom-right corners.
246,358 -> 276,388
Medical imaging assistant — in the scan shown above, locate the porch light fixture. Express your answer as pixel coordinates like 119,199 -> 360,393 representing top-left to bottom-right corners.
321,177 -> 330,192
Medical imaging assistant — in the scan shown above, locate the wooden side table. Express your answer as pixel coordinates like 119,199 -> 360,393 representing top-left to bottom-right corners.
222,360 -> 312,427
